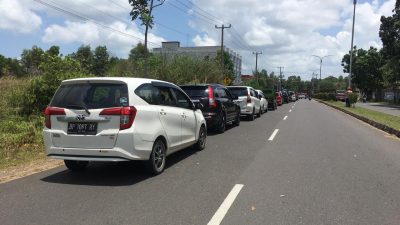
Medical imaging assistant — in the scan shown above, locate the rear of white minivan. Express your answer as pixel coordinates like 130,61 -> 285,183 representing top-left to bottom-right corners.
43,79 -> 147,164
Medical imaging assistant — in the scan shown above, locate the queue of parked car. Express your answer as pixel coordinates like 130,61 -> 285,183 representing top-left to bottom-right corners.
42,77 -> 301,176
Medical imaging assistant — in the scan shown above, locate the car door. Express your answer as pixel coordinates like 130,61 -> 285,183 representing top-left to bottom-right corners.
171,88 -> 197,146
217,87 -> 236,121
250,88 -> 260,110
155,86 -> 182,150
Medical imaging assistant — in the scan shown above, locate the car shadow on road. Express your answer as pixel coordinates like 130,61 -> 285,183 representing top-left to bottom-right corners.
40,147 -> 199,187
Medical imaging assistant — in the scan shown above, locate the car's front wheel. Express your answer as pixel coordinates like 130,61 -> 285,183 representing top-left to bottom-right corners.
194,125 -> 207,150
64,160 -> 89,172
147,139 -> 166,175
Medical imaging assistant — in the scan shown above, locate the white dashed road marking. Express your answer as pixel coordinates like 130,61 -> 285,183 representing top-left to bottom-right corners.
207,184 -> 244,225
268,129 -> 279,141
289,109 -> 292,112
283,116 -> 288,120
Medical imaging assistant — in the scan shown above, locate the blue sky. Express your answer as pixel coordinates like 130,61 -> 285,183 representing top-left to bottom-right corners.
0,0 -> 396,79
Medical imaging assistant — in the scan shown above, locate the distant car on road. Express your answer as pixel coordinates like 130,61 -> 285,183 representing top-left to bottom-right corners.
263,89 -> 278,110
298,93 -> 305,99
282,90 -> 290,103
336,90 -> 347,101
256,90 -> 269,114
227,86 -> 261,121
180,84 -> 240,133
43,77 -> 207,175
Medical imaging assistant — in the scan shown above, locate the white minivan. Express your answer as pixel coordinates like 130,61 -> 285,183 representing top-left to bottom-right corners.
226,86 -> 261,120
43,77 -> 207,175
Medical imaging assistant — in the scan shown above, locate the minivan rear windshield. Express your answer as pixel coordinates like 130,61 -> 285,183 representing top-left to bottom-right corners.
227,87 -> 247,96
51,83 -> 129,109
180,86 -> 207,98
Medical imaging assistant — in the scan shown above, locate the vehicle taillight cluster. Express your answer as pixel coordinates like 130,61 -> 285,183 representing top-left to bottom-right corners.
208,86 -> 217,108
43,106 -> 66,129
100,106 -> 137,130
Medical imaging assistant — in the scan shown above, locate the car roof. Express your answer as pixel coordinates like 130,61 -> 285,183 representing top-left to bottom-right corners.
61,77 -> 176,87
180,83 -> 224,88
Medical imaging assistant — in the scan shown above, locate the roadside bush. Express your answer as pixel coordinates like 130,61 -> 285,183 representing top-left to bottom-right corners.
9,55 -> 88,115
313,93 -> 336,101
348,93 -> 359,107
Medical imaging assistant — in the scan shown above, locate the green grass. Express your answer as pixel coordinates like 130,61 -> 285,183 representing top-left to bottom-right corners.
324,100 -> 400,131
0,77 -> 45,170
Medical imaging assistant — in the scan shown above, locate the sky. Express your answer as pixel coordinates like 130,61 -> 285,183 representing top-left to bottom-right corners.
0,0 -> 396,80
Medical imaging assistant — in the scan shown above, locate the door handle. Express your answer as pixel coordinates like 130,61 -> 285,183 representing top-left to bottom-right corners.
160,110 -> 166,115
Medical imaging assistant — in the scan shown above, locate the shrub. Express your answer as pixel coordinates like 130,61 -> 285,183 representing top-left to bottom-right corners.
348,93 -> 359,107
9,55 -> 89,115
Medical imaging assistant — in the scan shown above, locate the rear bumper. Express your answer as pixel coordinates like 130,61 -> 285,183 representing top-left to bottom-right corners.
43,130 -> 153,161
203,112 -> 220,128
240,104 -> 254,115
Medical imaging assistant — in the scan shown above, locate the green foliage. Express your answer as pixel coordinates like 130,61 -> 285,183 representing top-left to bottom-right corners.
215,50 -> 235,82
348,93 -> 359,106
313,93 -> 336,101
11,54 -> 88,115
128,0 -> 165,28
20,45 -> 45,75
70,45 -> 94,73
92,46 -> 110,77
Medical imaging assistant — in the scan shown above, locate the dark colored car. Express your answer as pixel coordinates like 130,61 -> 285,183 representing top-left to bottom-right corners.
180,84 -> 240,133
281,90 -> 290,103
263,89 -> 278,110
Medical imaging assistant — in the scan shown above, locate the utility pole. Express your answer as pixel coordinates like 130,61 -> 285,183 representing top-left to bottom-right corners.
253,51 -> 262,81
215,24 -> 231,77
277,66 -> 284,91
312,54 -> 332,91
349,0 -> 357,89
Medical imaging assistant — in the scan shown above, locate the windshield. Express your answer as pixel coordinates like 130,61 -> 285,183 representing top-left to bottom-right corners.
51,83 -> 129,109
180,86 -> 208,98
227,87 -> 248,96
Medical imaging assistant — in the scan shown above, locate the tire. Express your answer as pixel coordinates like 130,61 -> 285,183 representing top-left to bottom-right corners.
147,139 -> 166,175
216,112 -> 226,133
257,107 -> 262,117
194,125 -> 207,151
248,108 -> 255,121
265,105 -> 268,113
274,102 -> 278,110
233,110 -> 240,126
64,160 -> 89,172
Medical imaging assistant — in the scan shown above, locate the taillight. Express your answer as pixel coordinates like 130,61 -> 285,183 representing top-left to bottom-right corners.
43,106 -> 65,129
247,94 -> 251,103
208,86 -> 217,108
100,106 -> 137,130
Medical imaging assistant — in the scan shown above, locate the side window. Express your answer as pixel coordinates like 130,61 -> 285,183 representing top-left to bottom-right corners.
157,87 -> 175,106
215,87 -> 228,99
224,88 -> 233,100
250,89 -> 255,97
135,84 -> 160,105
172,88 -> 192,109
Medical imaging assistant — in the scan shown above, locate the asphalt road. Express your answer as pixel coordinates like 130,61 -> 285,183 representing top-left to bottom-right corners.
1,100 -> 399,225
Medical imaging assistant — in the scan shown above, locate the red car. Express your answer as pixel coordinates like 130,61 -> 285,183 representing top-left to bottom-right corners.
275,92 -> 283,106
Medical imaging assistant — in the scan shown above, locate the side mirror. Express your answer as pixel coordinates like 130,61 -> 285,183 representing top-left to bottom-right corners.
193,102 -> 204,110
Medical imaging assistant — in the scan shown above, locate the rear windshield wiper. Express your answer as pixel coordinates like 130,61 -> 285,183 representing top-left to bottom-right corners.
65,104 -> 91,115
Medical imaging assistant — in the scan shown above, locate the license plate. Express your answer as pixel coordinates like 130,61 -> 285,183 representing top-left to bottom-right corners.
67,122 -> 97,135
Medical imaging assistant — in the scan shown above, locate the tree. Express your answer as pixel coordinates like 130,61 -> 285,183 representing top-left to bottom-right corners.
46,46 -> 60,57
215,50 -> 235,83
128,43 -> 149,62
379,0 -> 400,102
128,0 -> 165,76
92,46 -> 110,77
71,45 -> 94,74
20,45 -> 44,75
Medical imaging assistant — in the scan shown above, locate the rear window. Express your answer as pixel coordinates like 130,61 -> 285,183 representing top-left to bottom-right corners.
227,87 -> 248,97
51,83 -> 129,109
180,86 -> 208,98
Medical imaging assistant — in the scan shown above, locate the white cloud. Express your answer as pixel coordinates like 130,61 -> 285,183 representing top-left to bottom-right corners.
192,34 -> 218,46
191,0 -> 396,79
0,0 -> 42,33
42,20 -> 165,58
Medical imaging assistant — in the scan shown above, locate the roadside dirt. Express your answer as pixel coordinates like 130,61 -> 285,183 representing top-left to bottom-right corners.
0,158 -> 63,184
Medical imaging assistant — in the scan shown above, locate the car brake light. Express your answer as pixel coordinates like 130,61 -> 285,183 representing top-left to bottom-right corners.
43,106 -> 65,129
100,106 -> 137,130
208,86 -> 216,108
247,94 -> 251,103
